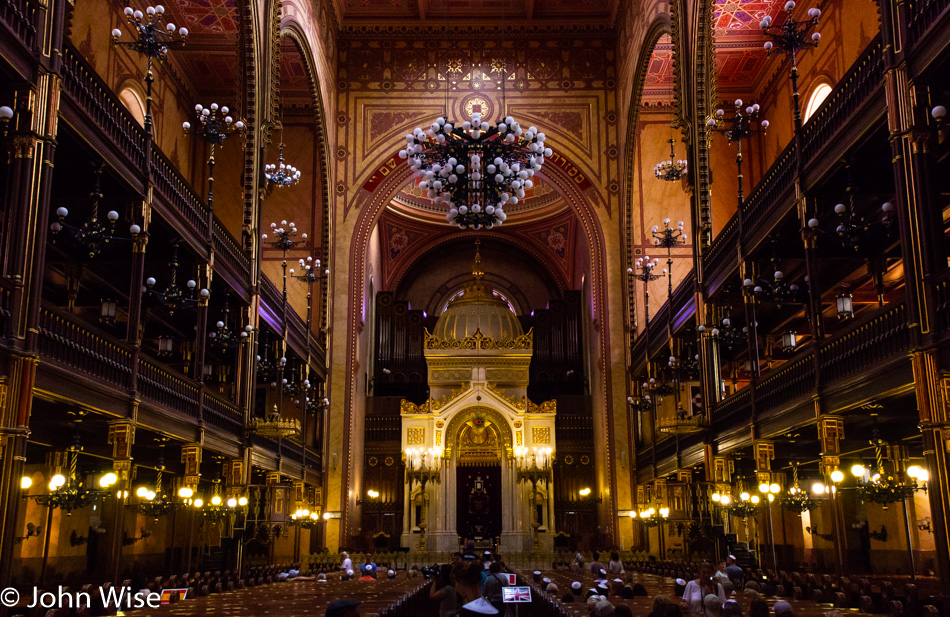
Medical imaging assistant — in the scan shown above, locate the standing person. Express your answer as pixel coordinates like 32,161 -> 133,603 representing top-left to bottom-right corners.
714,561 -> 733,594
724,556 -> 744,588
681,562 -> 726,617
589,552 -> 606,575
454,559 -> 498,616
341,552 -> 352,572
430,564 -> 460,617
483,561 -> 512,617
607,551 -> 624,574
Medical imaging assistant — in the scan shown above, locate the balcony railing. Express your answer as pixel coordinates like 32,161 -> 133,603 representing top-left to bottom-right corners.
633,37 -> 891,375
212,219 -> 250,283
61,45 -> 147,173
908,0 -> 950,48
710,303 -> 910,428
150,147 -> 210,241
38,308 -> 134,390
817,303 -> 909,384
35,305 -> 256,438
0,0 -> 36,52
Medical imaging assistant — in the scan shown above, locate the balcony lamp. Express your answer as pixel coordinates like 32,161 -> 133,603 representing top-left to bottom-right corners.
782,332 -> 798,351
851,464 -> 866,478
100,299 -> 118,323
830,470 -> 845,483
836,290 -> 854,319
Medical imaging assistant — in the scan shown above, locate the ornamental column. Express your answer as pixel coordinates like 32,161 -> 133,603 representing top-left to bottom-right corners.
818,416 -> 846,575
103,419 -> 135,585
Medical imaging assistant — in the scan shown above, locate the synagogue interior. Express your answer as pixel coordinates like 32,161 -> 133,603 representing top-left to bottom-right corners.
1,0 -> 950,614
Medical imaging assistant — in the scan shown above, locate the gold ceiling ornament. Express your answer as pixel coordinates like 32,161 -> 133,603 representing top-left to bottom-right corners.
657,410 -> 708,435
249,405 -> 301,438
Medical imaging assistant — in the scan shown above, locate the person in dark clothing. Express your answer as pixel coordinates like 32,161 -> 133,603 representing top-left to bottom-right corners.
648,594 -> 672,617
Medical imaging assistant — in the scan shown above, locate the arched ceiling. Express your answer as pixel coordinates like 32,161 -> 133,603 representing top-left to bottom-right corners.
332,0 -> 620,24
378,206 -> 581,295
164,0 -> 240,99
388,175 -> 570,225
391,234 -> 565,317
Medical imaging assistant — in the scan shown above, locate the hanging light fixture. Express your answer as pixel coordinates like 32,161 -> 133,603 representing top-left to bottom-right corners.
836,289 -> 854,319
781,332 -> 798,351
145,243 -> 209,314
50,165 -> 135,259
100,299 -> 118,323
399,112 -> 551,230
130,442 -> 186,520
265,141 -> 301,187
208,295 -> 238,351
654,133 -> 687,182
111,3 -> 187,136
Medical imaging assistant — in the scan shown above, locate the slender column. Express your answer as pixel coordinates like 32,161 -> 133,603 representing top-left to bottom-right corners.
0,76 -> 59,603
910,351 -> 950,590
104,419 -> 135,585
193,264 -> 211,419
126,201 -> 150,345
818,416 -> 846,575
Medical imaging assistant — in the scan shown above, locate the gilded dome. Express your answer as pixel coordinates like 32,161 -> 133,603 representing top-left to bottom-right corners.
430,243 -> 523,343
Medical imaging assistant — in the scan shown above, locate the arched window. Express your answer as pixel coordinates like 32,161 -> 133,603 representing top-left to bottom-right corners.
439,287 -> 516,315
803,82 -> 833,122
118,84 -> 147,127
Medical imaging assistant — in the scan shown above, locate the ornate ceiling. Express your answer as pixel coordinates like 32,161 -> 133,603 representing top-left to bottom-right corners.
713,0 -> 785,95
378,208 -> 579,294
388,176 -> 569,226
333,0 -> 619,23
164,0 -> 241,99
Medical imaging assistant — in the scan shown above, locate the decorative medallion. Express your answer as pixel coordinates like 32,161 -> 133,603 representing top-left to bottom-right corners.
384,456 -> 395,467
563,454 -> 574,465
580,455 -> 590,465
368,456 -> 379,467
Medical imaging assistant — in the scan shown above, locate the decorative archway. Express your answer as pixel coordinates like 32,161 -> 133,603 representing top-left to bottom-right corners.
339,153 -> 618,546
444,405 -> 514,463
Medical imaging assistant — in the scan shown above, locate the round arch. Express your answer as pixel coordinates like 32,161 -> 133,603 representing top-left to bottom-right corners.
338,148 -> 616,539
443,406 -> 514,462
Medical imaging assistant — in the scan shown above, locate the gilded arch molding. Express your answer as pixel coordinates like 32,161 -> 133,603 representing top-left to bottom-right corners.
443,406 -> 515,462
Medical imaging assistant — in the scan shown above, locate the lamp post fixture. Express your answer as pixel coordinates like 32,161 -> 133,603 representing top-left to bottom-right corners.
183,103 -> 245,220
707,99 -> 768,210
265,141 -> 302,188
630,256 -> 661,324
208,295 -> 239,352
654,134 -> 687,182
50,165 -> 138,259
145,243 -> 209,314
651,218 -> 687,301
758,481 -> 782,571
111,3 -> 188,136
262,220 -> 308,297
761,2 -> 822,133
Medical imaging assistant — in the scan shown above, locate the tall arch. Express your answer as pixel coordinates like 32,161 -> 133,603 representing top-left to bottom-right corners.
335,158 -> 617,544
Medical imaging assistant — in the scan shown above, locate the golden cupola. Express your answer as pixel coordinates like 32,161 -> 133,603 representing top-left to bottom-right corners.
429,241 -> 525,343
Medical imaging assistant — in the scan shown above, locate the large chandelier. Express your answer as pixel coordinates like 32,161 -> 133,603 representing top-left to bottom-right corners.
250,405 -> 301,439
399,112 -> 551,229
654,136 -> 687,182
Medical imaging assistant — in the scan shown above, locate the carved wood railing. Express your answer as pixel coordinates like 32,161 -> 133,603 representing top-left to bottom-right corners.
817,303 -> 909,384
212,218 -> 250,283
38,307 -> 134,390
711,386 -> 752,427
138,358 -> 200,418
61,45 -> 148,172
0,0 -> 36,53
632,38 -> 890,375
203,390 -> 244,433
754,353 -> 815,413
150,148 -> 209,240
908,0 -> 950,48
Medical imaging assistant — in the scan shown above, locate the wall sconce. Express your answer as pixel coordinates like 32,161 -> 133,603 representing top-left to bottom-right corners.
868,525 -> 888,542
836,289 -> 854,319
578,487 -> 591,497
100,299 -> 118,323
0,105 -> 13,136
70,529 -> 88,546
781,332 -> 798,351
122,528 -> 152,546
16,523 -> 41,543
157,336 -> 175,356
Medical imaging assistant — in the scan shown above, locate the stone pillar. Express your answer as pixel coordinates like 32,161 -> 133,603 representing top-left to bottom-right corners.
911,351 -> 950,590
818,416 -> 846,575
0,77 -> 60,601
104,420 -> 135,584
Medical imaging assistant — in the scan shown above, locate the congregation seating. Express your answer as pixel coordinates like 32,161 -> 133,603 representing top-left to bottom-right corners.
10,563 -> 428,617
520,561 -> 945,617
